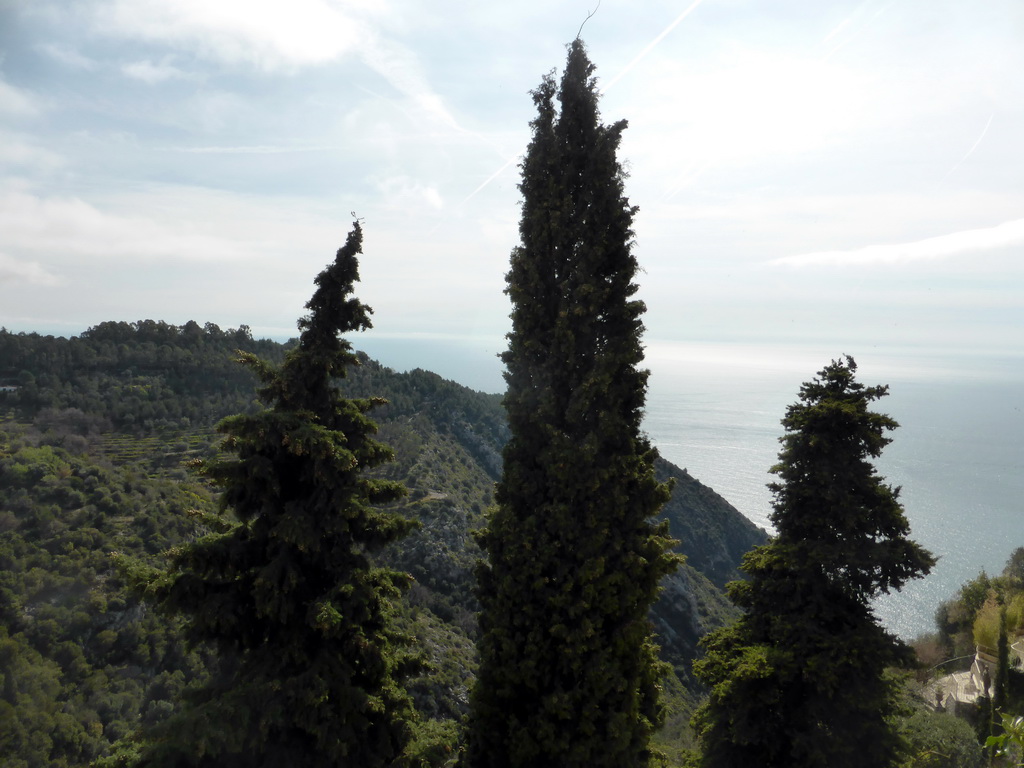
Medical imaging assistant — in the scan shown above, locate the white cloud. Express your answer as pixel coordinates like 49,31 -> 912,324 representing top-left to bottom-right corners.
122,58 -> 191,84
0,189 -> 252,263
103,0 -> 363,70
0,132 -> 63,171
99,0 -> 465,130
360,35 -> 464,132
619,48 -> 875,201
0,252 -> 61,286
375,175 -> 444,211
0,78 -> 40,118
36,43 -> 99,71
770,218 -> 1024,267
163,144 -> 334,154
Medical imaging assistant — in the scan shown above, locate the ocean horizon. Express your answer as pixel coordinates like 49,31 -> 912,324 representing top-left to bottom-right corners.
642,341 -> 1024,640
358,335 -> 1024,640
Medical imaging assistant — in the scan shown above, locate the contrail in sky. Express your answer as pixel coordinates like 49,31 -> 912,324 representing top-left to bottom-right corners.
462,0 -> 708,205
820,16 -> 853,47
602,0 -> 707,93
461,155 -> 519,205
819,0 -> 894,63
942,112 -> 995,182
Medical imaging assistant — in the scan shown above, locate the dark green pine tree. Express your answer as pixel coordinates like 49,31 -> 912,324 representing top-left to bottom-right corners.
125,222 -> 418,767
467,40 -> 679,768
693,356 -> 936,768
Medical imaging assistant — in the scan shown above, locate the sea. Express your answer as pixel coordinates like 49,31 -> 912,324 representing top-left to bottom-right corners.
359,335 -> 1024,640
642,341 -> 1024,641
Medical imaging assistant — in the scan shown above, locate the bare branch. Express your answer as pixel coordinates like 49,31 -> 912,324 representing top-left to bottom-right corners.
577,0 -> 601,39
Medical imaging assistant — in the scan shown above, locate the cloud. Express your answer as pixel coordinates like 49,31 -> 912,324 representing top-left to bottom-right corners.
0,252 -> 61,286
359,35 -> 464,132
374,175 -> 444,211
99,0 -> 464,130
36,43 -> 99,71
0,189 -> 252,263
122,58 -> 192,84
770,218 -> 1024,267
0,132 -> 63,171
162,144 -> 334,154
624,50 -> 872,188
0,78 -> 40,118
0,180 -> 351,314
103,0 -> 363,70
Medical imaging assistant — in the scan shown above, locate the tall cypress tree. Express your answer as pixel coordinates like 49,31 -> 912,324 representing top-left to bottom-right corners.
467,40 -> 679,768
693,356 -> 935,768
125,223 -> 418,767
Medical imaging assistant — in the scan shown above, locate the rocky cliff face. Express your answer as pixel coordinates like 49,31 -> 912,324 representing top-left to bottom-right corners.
655,458 -> 768,590
650,459 -> 767,678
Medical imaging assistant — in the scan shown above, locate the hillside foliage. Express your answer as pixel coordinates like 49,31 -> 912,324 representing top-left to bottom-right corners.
0,317 -> 762,766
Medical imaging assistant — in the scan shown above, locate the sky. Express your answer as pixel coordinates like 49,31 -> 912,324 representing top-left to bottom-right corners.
1,0 -> 1022,378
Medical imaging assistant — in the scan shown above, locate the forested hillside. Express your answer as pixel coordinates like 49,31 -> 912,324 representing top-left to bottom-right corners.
0,323 -> 764,766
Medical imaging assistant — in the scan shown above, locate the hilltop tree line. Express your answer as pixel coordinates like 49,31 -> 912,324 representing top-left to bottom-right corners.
0,320 -> 288,433
2,39 -> 1017,768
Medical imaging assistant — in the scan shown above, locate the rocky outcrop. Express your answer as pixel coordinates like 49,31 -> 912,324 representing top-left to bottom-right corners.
656,458 -> 768,589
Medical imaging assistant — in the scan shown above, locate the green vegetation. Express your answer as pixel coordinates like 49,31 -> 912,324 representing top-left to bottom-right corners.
115,222 -> 420,766
694,357 -> 935,768
933,549 -> 1024,661
988,713 -> 1024,766
468,40 -> 679,768
17,323 -> 1002,768
0,334 -> 493,767
911,547 -> 1024,762
897,707 -> 984,768
0,320 -> 287,436
1,312 -> 761,766
0,432 -> 218,768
